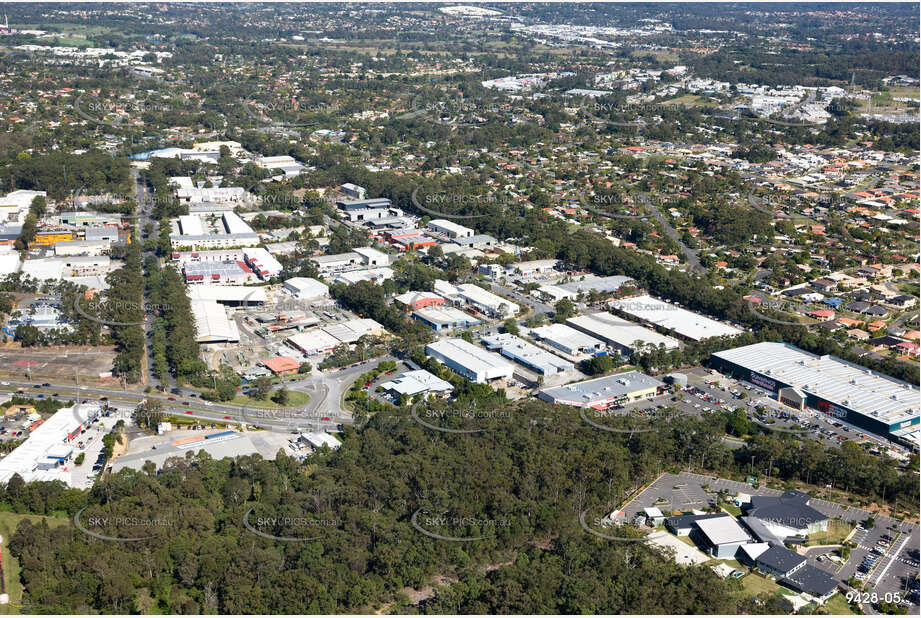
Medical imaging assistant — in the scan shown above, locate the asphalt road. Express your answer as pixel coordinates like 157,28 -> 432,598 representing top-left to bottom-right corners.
636,191 -> 703,273
488,281 -> 555,317
0,358 -> 385,432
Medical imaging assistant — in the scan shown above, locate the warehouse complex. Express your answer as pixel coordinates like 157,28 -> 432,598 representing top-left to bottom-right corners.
567,312 -> 680,355
191,300 -> 241,343
282,277 -> 329,300
379,369 -> 454,398
481,333 -> 574,376
710,342 -> 920,440
456,283 -> 519,318
527,323 -> 605,357
0,404 -> 100,486
412,306 -> 481,331
285,318 -> 385,355
425,338 -> 514,383
611,295 -> 743,341
538,370 -> 664,409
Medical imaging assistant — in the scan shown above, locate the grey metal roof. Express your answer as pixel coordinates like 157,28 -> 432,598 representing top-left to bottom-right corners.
539,370 -> 664,405
756,545 -> 806,573
695,516 -> 751,545
780,564 -> 839,597
740,516 -> 785,546
748,491 -> 827,529
557,275 -> 633,294
712,342 -> 919,425
665,513 -> 727,530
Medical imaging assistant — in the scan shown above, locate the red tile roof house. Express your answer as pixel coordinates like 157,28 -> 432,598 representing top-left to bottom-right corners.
807,309 -> 835,320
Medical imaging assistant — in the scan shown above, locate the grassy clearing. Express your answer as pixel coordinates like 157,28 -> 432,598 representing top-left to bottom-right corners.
0,511 -> 69,614
820,592 -> 857,615
719,501 -> 742,517
228,390 -> 310,410
739,571 -> 783,597
806,519 -> 853,546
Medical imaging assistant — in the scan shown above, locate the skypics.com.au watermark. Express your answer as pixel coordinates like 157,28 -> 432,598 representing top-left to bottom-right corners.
410,402 -> 510,434
578,190 -> 648,220
73,297 -> 171,328
242,507 -> 341,542
411,508 -> 510,542
242,97 -> 340,128
74,94 -> 181,129
410,186 -> 507,220
238,405 -> 311,430
579,99 -> 680,128
579,404 -> 682,435
74,507 -> 173,542
579,506 -> 649,543
745,293 -> 814,328
407,85 -> 507,128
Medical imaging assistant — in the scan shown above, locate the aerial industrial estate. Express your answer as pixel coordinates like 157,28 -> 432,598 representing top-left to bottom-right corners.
0,2 -> 916,616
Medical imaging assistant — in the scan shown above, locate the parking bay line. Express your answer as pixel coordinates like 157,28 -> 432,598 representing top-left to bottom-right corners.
869,533 -> 910,588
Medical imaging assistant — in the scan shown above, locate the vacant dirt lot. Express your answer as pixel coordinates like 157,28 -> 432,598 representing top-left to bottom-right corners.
0,344 -> 117,384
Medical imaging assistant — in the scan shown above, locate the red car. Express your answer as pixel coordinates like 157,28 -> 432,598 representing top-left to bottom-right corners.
168,397 -> 176,401
182,401 -> 190,405
223,416 -> 231,420
321,416 -> 331,421
185,410 -> 193,415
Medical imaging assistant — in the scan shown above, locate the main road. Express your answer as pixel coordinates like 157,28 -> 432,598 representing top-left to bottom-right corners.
0,357 -> 387,433
636,192 -> 704,274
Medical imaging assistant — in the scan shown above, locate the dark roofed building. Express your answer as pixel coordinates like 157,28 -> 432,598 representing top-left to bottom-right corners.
755,545 -> 807,578
844,301 -> 871,313
886,294 -> 917,309
869,336 -> 908,348
665,512 -> 727,536
811,278 -> 837,292
780,564 -> 839,600
747,490 -> 828,537
864,305 -> 890,317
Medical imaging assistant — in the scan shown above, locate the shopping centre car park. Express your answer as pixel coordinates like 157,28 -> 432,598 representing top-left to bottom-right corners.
620,472 -> 920,612
677,367 -> 913,457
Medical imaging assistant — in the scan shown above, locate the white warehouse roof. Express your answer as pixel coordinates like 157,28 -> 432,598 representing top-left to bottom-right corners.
283,277 -> 329,299
695,516 -> 751,546
428,219 -> 474,237
712,342 -> 920,427
379,369 -> 454,397
611,295 -> 742,341
179,214 -> 205,236
188,285 -> 267,304
528,323 -> 605,355
0,404 -> 100,486
567,312 -> 680,353
222,211 -> 255,235
538,370 -> 664,407
456,283 -> 519,317
426,338 -> 514,383
190,300 -> 240,343
481,333 -> 573,375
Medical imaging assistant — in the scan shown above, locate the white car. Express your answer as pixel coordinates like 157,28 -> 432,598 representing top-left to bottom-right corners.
204,401 -> 214,406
